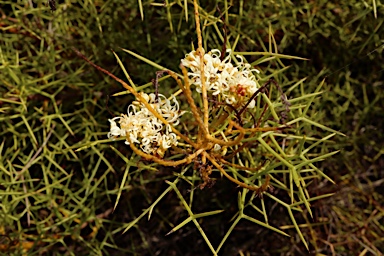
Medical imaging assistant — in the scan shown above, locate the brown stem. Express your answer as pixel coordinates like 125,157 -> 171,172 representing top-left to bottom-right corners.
204,152 -> 261,191
127,135 -> 204,167
193,0 -> 209,132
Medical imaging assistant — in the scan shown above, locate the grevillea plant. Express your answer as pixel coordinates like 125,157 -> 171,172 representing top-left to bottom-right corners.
77,47 -> 288,192
75,0 -> 341,253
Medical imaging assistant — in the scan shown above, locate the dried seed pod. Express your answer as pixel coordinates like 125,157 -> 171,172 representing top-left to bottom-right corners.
48,0 -> 56,11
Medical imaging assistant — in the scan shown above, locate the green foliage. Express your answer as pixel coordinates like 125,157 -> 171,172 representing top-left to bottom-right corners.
0,0 -> 383,255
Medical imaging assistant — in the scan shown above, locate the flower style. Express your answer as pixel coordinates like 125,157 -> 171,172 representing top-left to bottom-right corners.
181,48 -> 260,108
108,92 -> 185,158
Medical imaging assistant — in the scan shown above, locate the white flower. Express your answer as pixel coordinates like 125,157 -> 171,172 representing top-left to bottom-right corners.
182,49 -> 260,108
108,92 -> 185,158
108,118 -> 123,138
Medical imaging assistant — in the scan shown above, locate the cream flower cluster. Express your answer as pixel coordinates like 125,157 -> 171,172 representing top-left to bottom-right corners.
108,93 -> 184,158
181,49 -> 260,108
